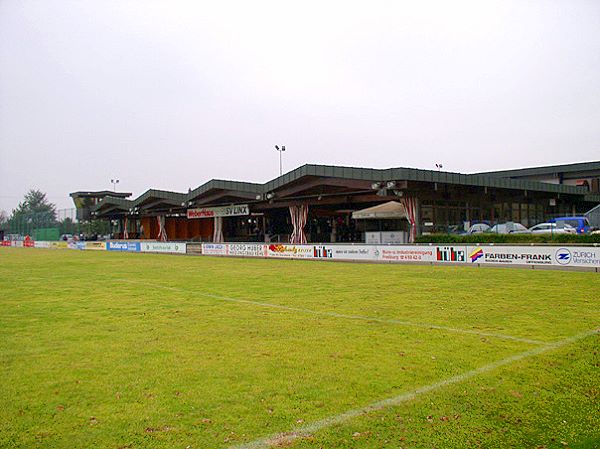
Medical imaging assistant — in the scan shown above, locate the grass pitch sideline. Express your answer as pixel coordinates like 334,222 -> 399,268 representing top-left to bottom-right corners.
0,248 -> 598,448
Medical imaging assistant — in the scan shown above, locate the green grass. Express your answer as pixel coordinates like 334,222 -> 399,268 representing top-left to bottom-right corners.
0,248 -> 598,449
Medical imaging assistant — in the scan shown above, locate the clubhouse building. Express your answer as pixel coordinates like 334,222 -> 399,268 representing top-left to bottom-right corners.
71,161 -> 600,244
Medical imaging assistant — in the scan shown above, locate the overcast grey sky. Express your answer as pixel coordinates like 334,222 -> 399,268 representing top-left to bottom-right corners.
1,0 -> 599,212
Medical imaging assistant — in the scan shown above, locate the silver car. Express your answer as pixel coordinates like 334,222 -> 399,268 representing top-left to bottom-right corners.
488,222 -> 530,234
529,223 -> 576,234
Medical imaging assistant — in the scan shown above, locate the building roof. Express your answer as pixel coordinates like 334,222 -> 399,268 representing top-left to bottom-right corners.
80,162 -> 600,217
70,190 -> 132,199
188,180 -> 263,205
476,160 -> 600,178
70,191 -> 133,212
92,197 -> 134,217
261,163 -> 596,197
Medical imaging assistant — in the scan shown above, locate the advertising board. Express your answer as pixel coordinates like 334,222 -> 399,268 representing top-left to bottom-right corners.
266,244 -> 314,259
466,246 -> 555,266
435,246 -> 469,263
201,243 -> 227,255
308,244 -> 375,260
106,241 -> 141,252
227,243 -> 266,257
141,242 -> 187,254
188,204 -> 249,219
548,247 -> 600,268
3,234 -> 597,271
378,246 -> 436,262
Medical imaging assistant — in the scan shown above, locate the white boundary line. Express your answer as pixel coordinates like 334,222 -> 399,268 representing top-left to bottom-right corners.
229,328 -> 599,449
117,279 -> 545,345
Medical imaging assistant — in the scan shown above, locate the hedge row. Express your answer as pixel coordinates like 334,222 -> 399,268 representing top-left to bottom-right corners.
414,233 -> 600,244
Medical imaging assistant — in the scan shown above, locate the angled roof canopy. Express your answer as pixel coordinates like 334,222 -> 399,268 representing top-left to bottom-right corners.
75,161 -> 600,219
92,197 -> 134,217
70,190 -> 132,209
476,160 -> 600,178
188,180 -> 263,206
134,189 -> 187,212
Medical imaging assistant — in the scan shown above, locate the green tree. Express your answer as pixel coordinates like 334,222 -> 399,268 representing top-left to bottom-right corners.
8,190 -> 57,235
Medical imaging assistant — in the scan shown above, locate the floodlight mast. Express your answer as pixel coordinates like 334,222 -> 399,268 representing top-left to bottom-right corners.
275,145 -> 286,176
111,178 -> 120,191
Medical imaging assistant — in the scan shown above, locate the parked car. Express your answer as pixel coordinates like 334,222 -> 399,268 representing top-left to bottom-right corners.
548,216 -> 592,234
487,222 -> 530,234
529,222 -> 576,234
465,223 -> 491,234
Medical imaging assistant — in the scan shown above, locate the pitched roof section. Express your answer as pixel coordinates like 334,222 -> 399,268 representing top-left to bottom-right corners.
70,190 -> 132,199
476,161 -> 600,178
92,196 -> 134,216
85,162 -> 600,216
135,189 -> 187,209
188,179 -> 263,206
261,164 -> 593,196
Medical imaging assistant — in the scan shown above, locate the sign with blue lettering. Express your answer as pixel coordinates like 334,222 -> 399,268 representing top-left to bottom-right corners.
106,241 -> 141,252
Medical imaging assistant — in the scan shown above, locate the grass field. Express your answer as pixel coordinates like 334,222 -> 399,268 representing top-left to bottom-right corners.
0,248 -> 598,449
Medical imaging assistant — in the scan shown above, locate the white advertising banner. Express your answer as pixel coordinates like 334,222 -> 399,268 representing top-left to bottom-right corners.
378,246 -> 437,262
327,245 -> 377,260
554,247 -> 600,268
266,244 -> 314,259
466,245 -> 555,266
7,236 -> 599,270
187,204 -> 249,219
202,243 -> 228,255
465,245 -> 600,268
141,242 -> 187,254
433,246 -> 469,263
227,243 -> 267,257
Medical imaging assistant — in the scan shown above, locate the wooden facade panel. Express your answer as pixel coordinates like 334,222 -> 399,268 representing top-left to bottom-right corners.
140,217 -> 158,239
187,217 -> 214,241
